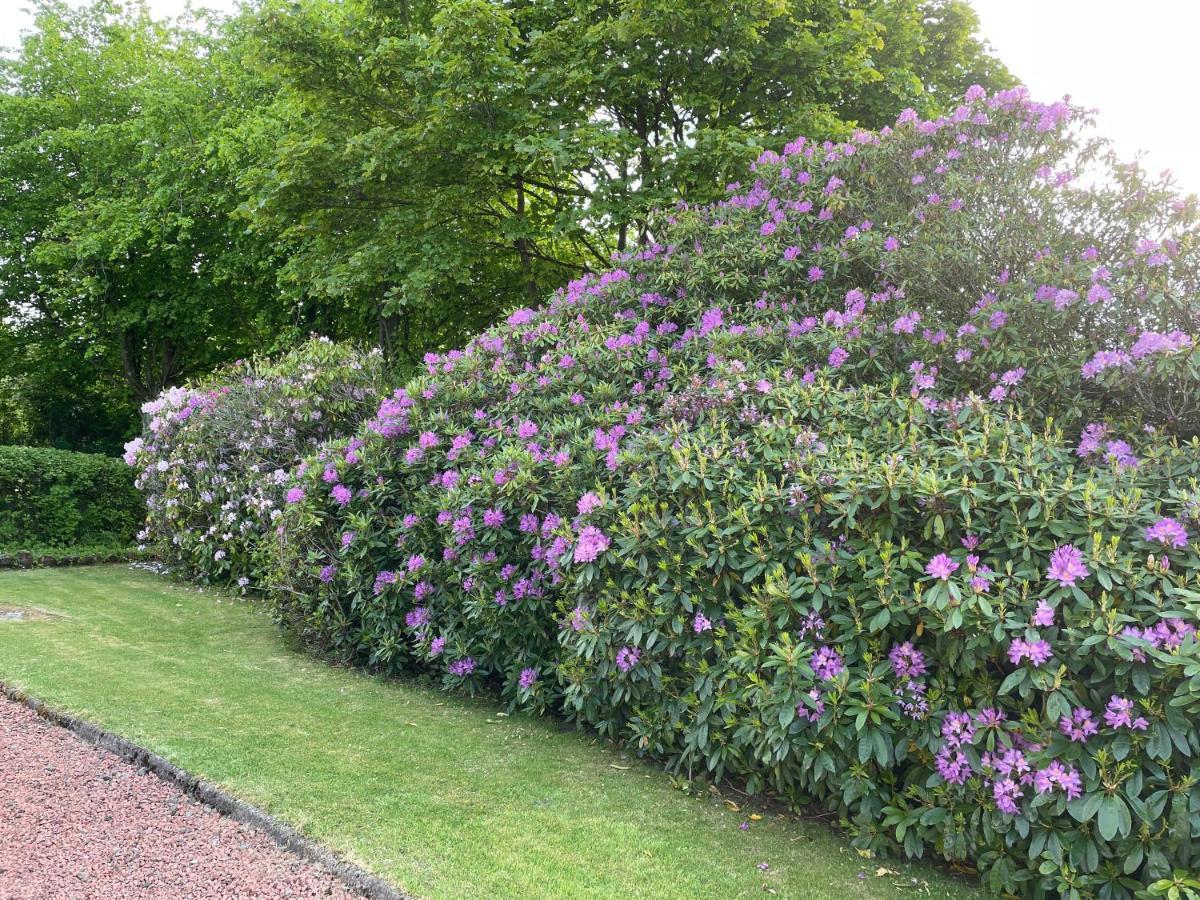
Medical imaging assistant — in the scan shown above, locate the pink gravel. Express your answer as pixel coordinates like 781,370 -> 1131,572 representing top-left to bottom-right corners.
0,697 -> 358,899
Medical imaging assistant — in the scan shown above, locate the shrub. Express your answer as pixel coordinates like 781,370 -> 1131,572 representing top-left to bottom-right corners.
125,338 -> 388,589
267,87 -> 1200,896
0,445 -> 142,548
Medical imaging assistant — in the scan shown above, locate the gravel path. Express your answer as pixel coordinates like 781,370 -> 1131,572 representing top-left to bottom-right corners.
0,697 -> 358,899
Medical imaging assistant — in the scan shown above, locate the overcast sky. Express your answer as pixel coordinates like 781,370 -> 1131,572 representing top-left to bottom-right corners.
2,0 -> 1197,195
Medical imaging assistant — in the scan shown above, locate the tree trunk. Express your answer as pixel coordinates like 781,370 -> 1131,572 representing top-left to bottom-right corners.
514,175 -> 538,304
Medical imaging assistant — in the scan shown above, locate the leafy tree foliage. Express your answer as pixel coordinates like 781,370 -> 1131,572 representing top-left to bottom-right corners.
0,1 -> 283,450
240,0 -> 1013,363
0,0 -> 1011,450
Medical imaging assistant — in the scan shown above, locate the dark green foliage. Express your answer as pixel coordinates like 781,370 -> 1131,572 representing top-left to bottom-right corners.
0,445 -> 142,548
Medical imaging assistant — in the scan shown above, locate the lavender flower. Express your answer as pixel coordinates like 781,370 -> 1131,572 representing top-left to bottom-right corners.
615,646 -> 640,673
941,711 -> 975,748
925,553 -> 959,580
992,778 -> 1023,815
372,570 -> 397,595
934,746 -> 972,785
518,667 -> 538,690
573,526 -> 611,563
1033,761 -> 1083,800
1008,638 -> 1053,667
973,708 -> 1005,729
811,646 -> 844,680
1103,695 -> 1148,730
693,611 -> 712,633
1031,600 -> 1055,628
1059,707 -> 1098,742
796,688 -> 826,723
1145,517 -> 1189,549
576,492 -> 603,515
1046,544 -> 1088,587
888,642 -> 927,679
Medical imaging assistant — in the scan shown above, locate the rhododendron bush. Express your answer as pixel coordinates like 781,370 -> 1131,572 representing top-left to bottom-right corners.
146,87 -> 1199,896
125,339 -> 387,587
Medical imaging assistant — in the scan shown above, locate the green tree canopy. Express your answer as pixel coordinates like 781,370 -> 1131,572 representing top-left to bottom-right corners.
0,0 -> 1011,450
238,0 -> 1012,362
0,0 -> 283,449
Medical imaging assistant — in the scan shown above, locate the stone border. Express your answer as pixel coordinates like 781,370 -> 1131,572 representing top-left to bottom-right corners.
0,682 -> 407,900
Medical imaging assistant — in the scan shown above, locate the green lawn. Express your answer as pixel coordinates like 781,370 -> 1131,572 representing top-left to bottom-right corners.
0,566 -> 978,899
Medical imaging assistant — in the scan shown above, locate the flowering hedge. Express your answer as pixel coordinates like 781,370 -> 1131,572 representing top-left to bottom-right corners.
125,338 -> 387,589
260,88 -> 1200,895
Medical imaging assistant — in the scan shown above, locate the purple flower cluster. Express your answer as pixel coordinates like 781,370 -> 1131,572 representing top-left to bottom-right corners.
1059,707 -> 1098,742
795,688 -> 826,724
1145,517 -> 1189,549
925,553 -> 959,580
1032,761 -> 1082,800
573,526 -> 611,563
888,642 -> 929,719
1046,544 -> 1088,587
1121,617 -> 1195,661
372,570 -> 398,595
1007,637 -> 1053,667
810,646 -> 844,681
615,646 -> 640,673
889,642 -> 927,679
1102,695 -> 1148,731
1030,600 -> 1055,628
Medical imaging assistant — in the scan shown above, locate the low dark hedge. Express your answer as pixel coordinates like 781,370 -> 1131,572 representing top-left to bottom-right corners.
0,445 -> 143,548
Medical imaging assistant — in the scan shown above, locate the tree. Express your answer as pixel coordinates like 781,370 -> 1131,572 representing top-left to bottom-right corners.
238,0 -> 1013,361
0,0 -> 282,450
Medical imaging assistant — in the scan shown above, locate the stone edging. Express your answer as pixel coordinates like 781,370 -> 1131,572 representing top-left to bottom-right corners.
0,682 -> 407,900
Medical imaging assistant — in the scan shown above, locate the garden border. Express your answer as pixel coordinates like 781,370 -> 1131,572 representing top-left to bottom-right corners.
0,681 -> 407,900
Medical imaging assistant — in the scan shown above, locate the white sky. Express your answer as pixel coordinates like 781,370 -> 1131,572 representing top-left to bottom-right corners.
970,0 -> 1200,197
1,0 -> 1197,196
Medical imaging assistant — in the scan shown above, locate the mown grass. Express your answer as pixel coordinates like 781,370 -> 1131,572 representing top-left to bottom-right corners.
0,565 -> 979,899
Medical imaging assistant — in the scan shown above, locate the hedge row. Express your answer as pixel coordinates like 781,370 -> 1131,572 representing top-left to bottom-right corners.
0,445 -> 142,548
